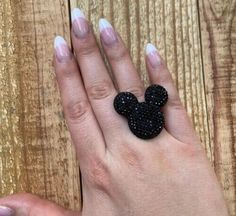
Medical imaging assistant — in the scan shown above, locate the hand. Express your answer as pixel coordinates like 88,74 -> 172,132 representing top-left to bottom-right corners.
0,8 -> 228,216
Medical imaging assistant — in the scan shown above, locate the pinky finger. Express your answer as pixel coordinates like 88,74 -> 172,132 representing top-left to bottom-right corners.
145,43 -> 199,145
54,36 -> 106,165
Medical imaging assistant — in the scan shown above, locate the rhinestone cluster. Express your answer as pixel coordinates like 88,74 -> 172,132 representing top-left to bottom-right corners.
114,84 -> 168,139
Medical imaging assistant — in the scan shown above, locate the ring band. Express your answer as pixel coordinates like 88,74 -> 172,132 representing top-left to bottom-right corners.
114,84 -> 168,139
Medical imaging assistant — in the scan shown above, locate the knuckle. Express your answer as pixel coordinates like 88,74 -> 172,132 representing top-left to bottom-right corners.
109,46 -> 129,62
76,37 -> 99,57
65,100 -> 90,122
56,63 -> 77,79
87,80 -> 114,100
61,69 -> 76,78
126,86 -> 144,98
157,69 -> 172,83
179,142 -> 203,159
168,97 -> 185,111
86,156 -> 111,189
120,145 -> 143,171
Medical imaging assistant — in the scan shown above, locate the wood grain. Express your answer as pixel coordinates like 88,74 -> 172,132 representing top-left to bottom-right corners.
0,0 -> 235,214
198,0 -> 236,214
0,0 -> 81,210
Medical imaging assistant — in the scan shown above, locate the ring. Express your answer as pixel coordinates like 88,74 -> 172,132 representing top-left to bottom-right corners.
114,84 -> 168,140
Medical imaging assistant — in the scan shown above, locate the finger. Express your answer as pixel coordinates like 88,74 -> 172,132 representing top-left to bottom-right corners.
54,36 -> 105,164
145,43 -> 199,144
99,18 -> 144,100
71,8 -> 123,136
0,193 -> 79,216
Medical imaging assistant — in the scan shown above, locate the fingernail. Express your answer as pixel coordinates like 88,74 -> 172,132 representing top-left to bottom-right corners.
146,43 -> 161,68
54,36 -> 72,62
71,8 -> 90,38
99,18 -> 118,46
0,206 -> 15,216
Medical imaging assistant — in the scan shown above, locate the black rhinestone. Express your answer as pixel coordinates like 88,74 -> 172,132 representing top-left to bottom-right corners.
128,103 -> 164,139
113,85 -> 168,140
145,84 -> 168,107
114,92 -> 138,117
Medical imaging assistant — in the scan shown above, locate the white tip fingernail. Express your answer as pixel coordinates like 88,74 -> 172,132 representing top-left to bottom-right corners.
146,43 -> 161,68
99,18 -> 113,32
146,43 -> 158,55
54,36 -> 72,62
71,8 -> 89,39
0,206 -> 15,216
54,36 -> 67,49
99,18 -> 117,46
71,8 -> 86,22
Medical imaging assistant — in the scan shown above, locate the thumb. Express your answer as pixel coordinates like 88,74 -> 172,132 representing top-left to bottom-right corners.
0,193 -> 81,216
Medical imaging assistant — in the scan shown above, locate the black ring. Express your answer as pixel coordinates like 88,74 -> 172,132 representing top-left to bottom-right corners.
113,84 -> 168,140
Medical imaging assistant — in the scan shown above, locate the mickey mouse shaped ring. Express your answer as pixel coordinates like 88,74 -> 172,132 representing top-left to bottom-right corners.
114,84 -> 168,140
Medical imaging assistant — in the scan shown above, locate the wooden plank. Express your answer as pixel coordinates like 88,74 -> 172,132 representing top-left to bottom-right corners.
0,0 -> 81,210
198,0 -> 236,214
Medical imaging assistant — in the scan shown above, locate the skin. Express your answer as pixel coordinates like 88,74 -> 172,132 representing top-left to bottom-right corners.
0,16 -> 229,216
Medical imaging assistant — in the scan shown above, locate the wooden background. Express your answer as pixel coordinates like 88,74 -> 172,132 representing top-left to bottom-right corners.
0,0 -> 235,215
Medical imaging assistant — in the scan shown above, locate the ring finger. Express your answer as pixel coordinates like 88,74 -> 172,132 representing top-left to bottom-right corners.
71,8 -> 123,137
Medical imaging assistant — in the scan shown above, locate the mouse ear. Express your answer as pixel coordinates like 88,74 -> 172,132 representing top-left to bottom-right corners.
114,92 -> 138,117
145,84 -> 168,107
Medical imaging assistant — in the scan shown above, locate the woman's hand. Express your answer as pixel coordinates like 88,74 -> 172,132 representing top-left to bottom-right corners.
0,8 -> 228,216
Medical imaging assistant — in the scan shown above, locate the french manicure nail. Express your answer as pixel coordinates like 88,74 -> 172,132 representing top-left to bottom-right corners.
146,43 -> 161,68
72,8 -> 90,38
0,206 -> 15,216
54,36 -> 72,62
99,18 -> 118,46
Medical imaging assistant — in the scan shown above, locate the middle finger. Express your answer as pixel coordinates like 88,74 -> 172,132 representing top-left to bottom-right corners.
99,19 -> 145,100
